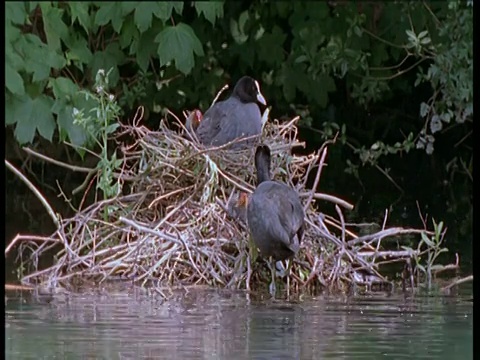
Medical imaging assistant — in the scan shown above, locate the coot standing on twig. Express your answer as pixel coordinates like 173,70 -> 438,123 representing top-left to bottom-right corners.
246,145 -> 305,296
195,76 -> 267,149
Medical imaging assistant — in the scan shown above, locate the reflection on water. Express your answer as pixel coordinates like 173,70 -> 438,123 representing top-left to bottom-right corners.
5,286 -> 472,359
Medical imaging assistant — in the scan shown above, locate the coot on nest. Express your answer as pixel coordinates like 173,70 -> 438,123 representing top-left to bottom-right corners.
195,76 -> 267,149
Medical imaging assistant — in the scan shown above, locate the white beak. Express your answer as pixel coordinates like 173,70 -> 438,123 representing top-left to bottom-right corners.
254,80 -> 267,105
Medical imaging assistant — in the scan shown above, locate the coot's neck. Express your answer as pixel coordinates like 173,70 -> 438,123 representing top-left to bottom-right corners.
233,87 -> 253,104
255,156 -> 271,185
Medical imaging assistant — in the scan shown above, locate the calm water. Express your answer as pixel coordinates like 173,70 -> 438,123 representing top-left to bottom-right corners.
5,285 -> 472,359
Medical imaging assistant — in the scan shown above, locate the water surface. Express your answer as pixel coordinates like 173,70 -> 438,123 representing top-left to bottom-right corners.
5,285 -> 472,359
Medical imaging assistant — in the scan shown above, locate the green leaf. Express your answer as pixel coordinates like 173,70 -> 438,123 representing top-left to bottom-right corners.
230,11 -> 249,44
405,29 -> 416,41
94,2 -> 114,25
152,1 -> 183,22
230,41 -> 255,69
420,37 -> 431,45
32,95 -> 55,141
7,94 -> 56,143
46,50 -> 67,71
40,3 -> 69,51
257,26 -> 286,66
64,34 -> 93,67
152,2 -> 172,21
438,248 -> 448,254
294,55 -> 307,63
94,2 -> 125,32
6,50 -> 24,73
121,2 -> 137,15
30,62 -> 50,83
5,95 -> 14,125
105,123 -> 120,135
51,98 -> 66,115
6,2 -> 27,25
421,232 -> 434,247
69,2 -> 92,33
280,62 -> 301,102
435,220 -> 444,235
194,1 -> 224,26
120,15 -> 139,50
155,23 -> 204,74
28,50 -> 57,82
135,27 -> 158,72
12,95 -> 34,144
172,2 -> 184,15
354,25 -> 363,37
5,20 -> 21,47
370,43 -> 389,67
419,102 -> 429,117
275,2 -> 292,18
20,34 -> 66,82
49,77 -> 80,99
134,2 -> 156,32
27,2 -> 40,13
308,74 -> 336,108
6,94 -> 22,125
418,30 -> 428,39
416,263 -> 426,274
89,43 -> 125,86
5,63 -> 25,95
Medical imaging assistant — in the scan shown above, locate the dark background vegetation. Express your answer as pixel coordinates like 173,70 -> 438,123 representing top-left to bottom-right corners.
5,1 -> 472,270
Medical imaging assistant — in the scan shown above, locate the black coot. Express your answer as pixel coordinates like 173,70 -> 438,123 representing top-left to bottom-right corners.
246,145 -> 305,295
195,76 -> 267,149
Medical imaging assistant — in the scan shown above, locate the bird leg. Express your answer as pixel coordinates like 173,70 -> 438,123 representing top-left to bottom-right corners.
247,234 -> 257,292
285,259 -> 292,298
275,261 -> 287,277
275,259 -> 293,297
287,274 -> 290,298
246,251 -> 252,292
270,260 -> 293,297
267,257 -> 276,297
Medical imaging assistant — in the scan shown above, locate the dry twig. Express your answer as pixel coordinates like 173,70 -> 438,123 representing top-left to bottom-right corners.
6,110 -> 453,295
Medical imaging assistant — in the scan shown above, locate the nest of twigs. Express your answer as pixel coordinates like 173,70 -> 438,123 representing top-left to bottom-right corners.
11,107 -> 451,295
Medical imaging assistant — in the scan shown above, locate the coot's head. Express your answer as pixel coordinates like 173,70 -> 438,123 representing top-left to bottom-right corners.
236,191 -> 249,207
232,76 -> 267,106
254,144 -> 271,184
186,109 -> 203,131
227,191 -> 249,224
191,109 -> 203,129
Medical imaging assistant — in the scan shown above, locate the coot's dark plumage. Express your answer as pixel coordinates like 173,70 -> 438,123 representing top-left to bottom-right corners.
246,145 -> 305,295
195,76 -> 266,149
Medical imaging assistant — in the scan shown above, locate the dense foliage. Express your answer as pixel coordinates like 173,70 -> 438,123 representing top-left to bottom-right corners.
5,1 -> 472,219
